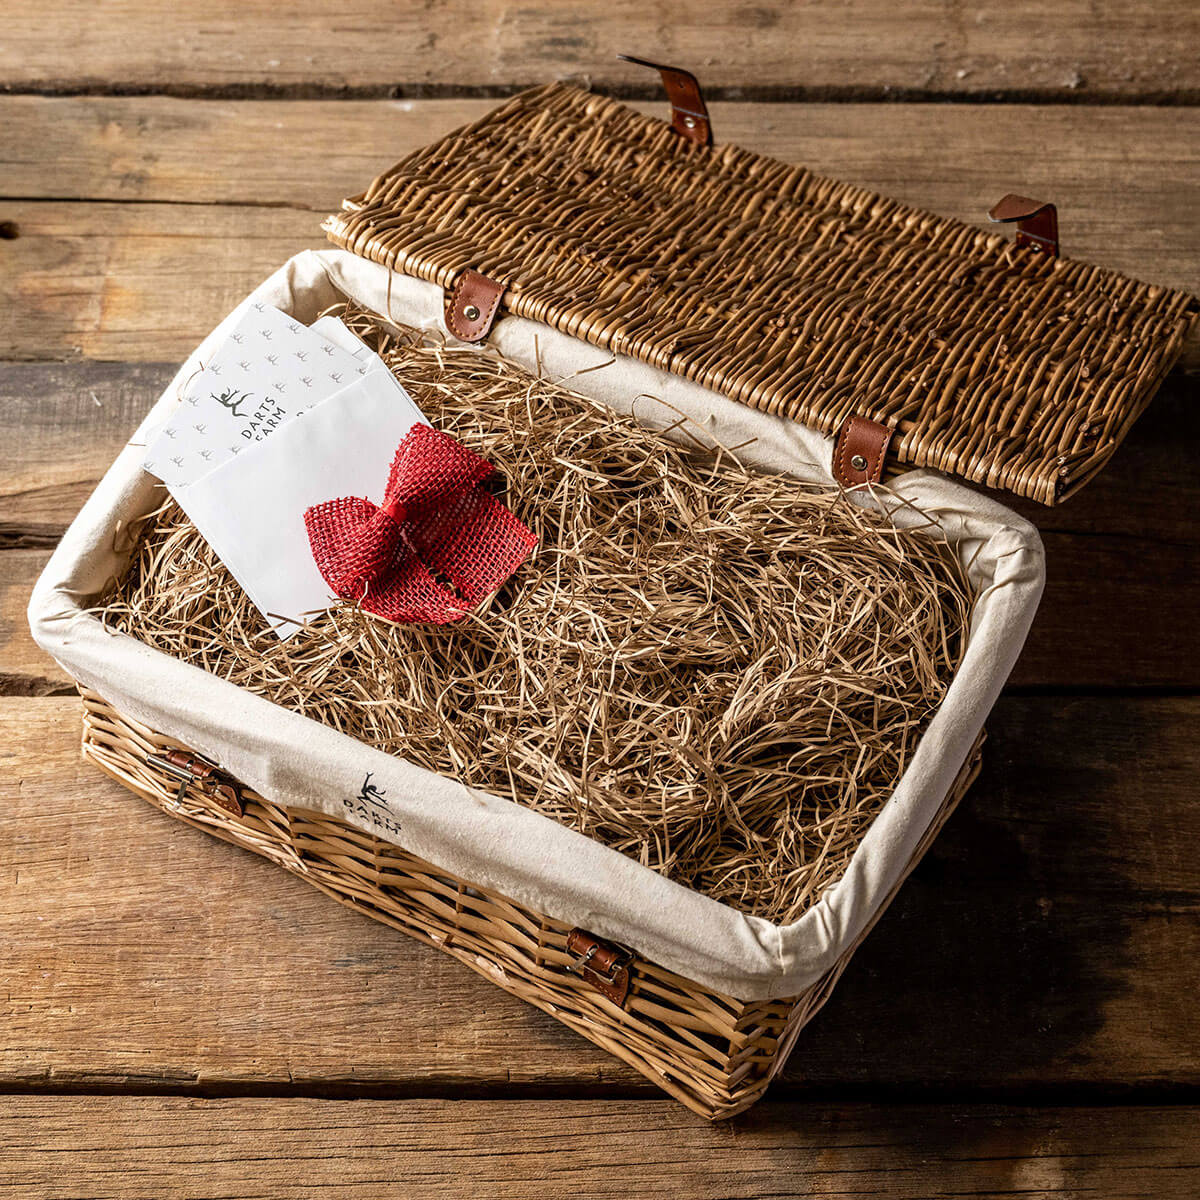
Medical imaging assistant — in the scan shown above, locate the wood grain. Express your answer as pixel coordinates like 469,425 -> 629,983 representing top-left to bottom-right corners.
0,361 -> 171,543
2,695 -> 1197,1093
2,1096 -> 1198,1199
1,101 -> 1196,362
5,97 -> 1200,221
0,202 -> 321,362
3,1 -> 1198,99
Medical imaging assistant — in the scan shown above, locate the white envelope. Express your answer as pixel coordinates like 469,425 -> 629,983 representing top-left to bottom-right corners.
144,304 -> 370,489
313,314 -> 428,428
171,373 -> 426,638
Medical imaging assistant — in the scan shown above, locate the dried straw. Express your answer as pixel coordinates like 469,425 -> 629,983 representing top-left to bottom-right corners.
100,309 -> 972,923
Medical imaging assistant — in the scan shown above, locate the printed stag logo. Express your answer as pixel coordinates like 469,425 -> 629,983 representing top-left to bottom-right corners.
357,772 -> 388,809
213,386 -> 251,418
345,771 -> 402,837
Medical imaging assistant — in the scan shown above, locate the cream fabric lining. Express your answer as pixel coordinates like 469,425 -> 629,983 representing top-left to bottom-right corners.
28,250 -> 1045,1000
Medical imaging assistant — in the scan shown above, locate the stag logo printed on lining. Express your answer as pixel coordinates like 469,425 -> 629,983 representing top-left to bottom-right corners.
359,773 -> 387,807
344,772 -> 402,836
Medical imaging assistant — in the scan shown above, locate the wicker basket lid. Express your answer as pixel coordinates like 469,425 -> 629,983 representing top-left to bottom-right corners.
325,81 -> 1196,505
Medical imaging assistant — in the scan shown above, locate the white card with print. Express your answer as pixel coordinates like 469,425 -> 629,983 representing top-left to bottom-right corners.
311,314 -> 429,428
170,371 -> 427,639
143,303 -> 368,489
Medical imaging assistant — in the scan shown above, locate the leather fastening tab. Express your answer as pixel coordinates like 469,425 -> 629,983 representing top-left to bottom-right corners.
444,269 -> 505,342
833,416 -> 893,489
988,193 -> 1059,257
160,748 -> 244,817
618,54 -> 712,147
565,928 -> 632,1007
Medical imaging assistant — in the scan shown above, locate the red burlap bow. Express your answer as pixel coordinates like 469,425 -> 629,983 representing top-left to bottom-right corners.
304,423 -> 536,625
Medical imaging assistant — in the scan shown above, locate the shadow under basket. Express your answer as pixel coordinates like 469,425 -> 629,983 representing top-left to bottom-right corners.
81,687 -> 983,1120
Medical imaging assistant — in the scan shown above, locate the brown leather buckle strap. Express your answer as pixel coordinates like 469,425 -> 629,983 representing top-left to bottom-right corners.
149,748 -> 244,816
565,929 -> 633,1007
618,55 -> 712,147
444,269 -> 505,342
833,416 -> 893,489
988,194 -> 1059,257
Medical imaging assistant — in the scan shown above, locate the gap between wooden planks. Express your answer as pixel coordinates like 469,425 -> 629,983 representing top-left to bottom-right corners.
1,694 -> 1197,1095
2,0 -> 1198,100
0,99 -> 1197,362
2,1096 -> 1198,1199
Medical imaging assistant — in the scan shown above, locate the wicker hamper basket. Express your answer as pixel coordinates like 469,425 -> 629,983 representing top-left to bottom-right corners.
30,66 -> 1196,1120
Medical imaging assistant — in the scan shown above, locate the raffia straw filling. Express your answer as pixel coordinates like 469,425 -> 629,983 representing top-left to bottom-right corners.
100,310 -> 972,924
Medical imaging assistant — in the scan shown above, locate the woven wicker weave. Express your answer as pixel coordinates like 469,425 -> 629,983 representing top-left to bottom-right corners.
326,82 -> 1196,505
80,688 -> 983,1120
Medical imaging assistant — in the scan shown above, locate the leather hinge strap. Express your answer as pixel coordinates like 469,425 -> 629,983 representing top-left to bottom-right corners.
149,748 -> 244,816
618,54 -> 713,147
565,928 -> 633,1007
444,269 -> 505,343
833,415 -> 893,489
988,193 -> 1059,257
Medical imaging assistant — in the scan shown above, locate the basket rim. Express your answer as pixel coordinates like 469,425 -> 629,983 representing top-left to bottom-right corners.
27,248 -> 1045,1001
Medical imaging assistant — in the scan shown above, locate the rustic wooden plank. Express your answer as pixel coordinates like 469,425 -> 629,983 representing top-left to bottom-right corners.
0,101 -> 1197,362
0,202 -> 322,362
3,2 -> 1198,99
0,362 -> 170,543
0,551 -> 71,694
2,694 -> 1197,1092
3,359 -> 1196,689
2,1096 -> 1198,1200
4,97 -> 1200,226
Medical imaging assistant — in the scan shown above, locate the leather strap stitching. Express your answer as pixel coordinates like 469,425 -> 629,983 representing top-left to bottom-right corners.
446,271 -> 503,341
834,416 -> 892,488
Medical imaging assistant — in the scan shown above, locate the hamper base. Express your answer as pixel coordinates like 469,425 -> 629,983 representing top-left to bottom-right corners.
79,688 -> 984,1120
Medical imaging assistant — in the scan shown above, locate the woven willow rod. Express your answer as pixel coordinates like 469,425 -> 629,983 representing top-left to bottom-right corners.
326,81 -> 1196,505
80,689 -> 984,1120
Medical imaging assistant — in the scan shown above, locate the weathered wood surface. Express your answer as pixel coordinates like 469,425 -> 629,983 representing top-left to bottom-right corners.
3,1 -> 1198,100
6,97 -> 1200,223
3,1097 -> 1198,1200
2,694 -> 1196,1093
3,361 -> 1197,690
1,100 -> 1197,363
1,31 -> 1197,1179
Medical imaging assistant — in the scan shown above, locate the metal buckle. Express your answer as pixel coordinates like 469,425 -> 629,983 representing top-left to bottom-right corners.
567,941 -> 632,983
147,750 -> 243,817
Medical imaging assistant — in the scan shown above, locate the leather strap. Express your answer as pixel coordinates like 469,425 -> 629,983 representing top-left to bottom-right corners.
566,928 -> 632,1007
444,269 -> 505,342
988,193 -> 1059,257
160,748 -> 243,816
833,416 -> 893,489
618,55 -> 712,147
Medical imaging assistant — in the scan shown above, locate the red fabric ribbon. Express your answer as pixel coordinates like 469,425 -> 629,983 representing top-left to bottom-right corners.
304,423 -> 536,625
